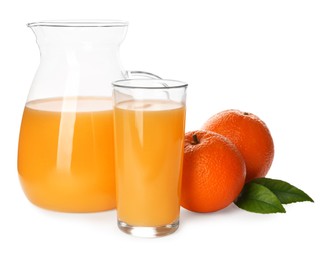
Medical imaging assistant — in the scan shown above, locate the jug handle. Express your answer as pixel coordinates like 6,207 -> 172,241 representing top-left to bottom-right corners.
127,71 -> 162,79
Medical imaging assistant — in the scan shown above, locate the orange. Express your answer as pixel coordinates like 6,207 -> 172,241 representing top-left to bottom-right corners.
202,109 -> 274,183
181,130 -> 246,213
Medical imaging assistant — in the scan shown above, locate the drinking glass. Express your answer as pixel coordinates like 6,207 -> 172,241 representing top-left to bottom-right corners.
113,79 -> 187,237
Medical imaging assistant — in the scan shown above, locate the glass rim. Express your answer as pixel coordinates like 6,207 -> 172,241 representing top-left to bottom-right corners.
112,79 -> 188,90
27,20 -> 129,28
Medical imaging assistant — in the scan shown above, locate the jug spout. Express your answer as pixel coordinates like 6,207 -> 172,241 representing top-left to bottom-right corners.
28,20 -> 129,46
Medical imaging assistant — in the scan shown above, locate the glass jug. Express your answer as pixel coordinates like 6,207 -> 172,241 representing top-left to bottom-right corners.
17,20 -> 159,212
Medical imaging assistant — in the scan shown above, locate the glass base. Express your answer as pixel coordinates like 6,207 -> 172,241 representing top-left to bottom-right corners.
117,219 -> 179,238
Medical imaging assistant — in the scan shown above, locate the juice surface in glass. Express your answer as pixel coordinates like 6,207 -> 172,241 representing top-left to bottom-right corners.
18,97 -> 115,212
114,99 -> 185,226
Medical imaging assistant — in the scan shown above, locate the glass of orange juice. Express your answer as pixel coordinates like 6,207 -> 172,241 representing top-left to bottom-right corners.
113,79 -> 187,237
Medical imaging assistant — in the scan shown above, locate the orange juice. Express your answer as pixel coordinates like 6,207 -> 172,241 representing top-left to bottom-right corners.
114,99 -> 185,226
18,97 -> 115,212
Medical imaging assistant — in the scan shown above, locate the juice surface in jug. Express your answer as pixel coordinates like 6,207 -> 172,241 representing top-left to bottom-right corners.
18,97 -> 116,212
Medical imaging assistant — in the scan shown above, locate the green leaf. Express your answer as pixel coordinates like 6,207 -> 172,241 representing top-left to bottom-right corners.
234,182 -> 286,214
252,178 -> 314,204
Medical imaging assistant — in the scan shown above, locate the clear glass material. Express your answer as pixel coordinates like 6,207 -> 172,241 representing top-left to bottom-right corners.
113,79 -> 187,237
17,20 -> 158,212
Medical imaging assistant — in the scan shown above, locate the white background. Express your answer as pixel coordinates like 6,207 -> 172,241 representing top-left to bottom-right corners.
0,0 -> 328,259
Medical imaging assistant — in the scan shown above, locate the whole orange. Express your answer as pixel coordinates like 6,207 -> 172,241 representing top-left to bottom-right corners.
181,130 -> 246,213
202,109 -> 274,183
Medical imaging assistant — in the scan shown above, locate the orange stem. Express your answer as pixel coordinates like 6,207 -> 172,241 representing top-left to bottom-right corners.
192,134 -> 200,145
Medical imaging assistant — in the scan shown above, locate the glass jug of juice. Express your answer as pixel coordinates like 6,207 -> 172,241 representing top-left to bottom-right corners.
17,20 -> 159,212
